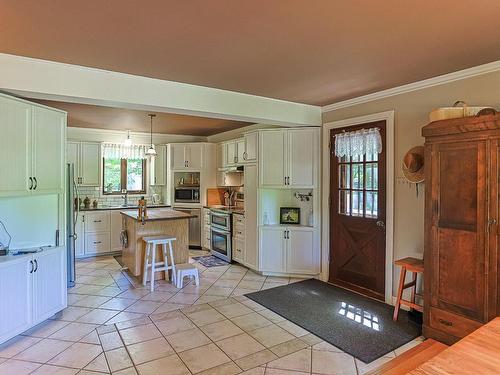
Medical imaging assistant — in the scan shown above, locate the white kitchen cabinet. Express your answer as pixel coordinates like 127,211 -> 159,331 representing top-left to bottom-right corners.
226,141 -> 236,166
216,143 -> 225,169
85,211 -> 110,232
259,227 -> 286,273
85,232 -> 111,255
233,238 -> 245,263
259,128 -> 318,188
150,144 -> 166,185
260,130 -> 286,187
67,141 -> 80,178
236,139 -> 245,164
0,257 -> 32,344
0,247 -> 66,345
32,247 -> 66,323
244,164 -> 258,269
170,143 -> 203,170
75,212 -> 85,257
202,208 -> 211,250
110,211 -> 123,252
68,141 -> 101,186
243,132 -> 258,163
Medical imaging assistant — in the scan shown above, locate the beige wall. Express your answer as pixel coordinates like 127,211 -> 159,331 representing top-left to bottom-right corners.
322,70 -> 500,296
207,123 -> 281,143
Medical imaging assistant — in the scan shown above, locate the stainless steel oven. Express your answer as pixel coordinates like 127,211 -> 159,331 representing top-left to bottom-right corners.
210,210 -> 232,262
210,211 -> 231,231
174,187 -> 200,203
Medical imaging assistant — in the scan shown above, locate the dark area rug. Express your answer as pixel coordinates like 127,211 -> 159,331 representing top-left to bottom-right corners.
192,255 -> 229,267
245,279 -> 421,363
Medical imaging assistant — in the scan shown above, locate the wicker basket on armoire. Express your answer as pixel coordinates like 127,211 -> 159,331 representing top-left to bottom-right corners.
422,111 -> 500,345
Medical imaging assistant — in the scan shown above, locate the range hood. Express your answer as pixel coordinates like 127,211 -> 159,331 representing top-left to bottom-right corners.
218,165 -> 244,173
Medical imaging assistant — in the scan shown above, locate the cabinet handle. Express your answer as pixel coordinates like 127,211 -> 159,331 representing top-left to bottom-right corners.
29,177 -> 33,190
234,156 -> 237,163
29,260 -> 34,273
33,177 -> 38,190
243,152 -> 247,160
94,241 -> 102,244
93,220 -> 102,223
34,259 -> 38,272
438,318 -> 453,326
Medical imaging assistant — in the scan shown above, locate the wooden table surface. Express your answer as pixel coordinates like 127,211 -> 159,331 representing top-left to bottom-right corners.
410,318 -> 500,374
120,208 -> 195,221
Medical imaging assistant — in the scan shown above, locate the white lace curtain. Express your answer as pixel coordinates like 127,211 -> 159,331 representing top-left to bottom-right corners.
334,128 -> 382,158
102,143 -> 149,159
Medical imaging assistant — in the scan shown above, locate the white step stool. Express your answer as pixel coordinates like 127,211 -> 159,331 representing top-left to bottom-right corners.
142,235 -> 177,292
175,263 -> 200,289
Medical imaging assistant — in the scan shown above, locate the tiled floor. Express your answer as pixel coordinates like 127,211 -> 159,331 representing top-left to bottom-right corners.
0,255 -> 424,374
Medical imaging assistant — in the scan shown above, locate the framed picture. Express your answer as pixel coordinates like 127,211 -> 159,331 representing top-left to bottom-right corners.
280,207 -> 301,225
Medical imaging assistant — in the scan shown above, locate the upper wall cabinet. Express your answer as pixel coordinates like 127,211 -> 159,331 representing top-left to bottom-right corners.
259,128 -> 318,188
67,141 -> 101,186
219,134 -> 258,169
170,143 -> 203,170
0,95 -> 66,197
150,144 -> 166,185
243,132 -> 258,163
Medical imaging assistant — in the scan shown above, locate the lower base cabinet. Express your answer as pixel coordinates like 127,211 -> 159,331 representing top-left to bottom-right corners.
259,226 -> 319,275
77,210 -> 123,258
0,247 -> 67,344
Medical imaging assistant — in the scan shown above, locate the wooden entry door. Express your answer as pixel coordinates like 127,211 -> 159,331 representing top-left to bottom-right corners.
329,121 -> 386,301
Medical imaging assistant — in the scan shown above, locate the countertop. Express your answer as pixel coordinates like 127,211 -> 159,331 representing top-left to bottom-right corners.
81,204 -> 170,212
204,205 -> 245,215
0,246 -> 59,266
121,208 -> 196,221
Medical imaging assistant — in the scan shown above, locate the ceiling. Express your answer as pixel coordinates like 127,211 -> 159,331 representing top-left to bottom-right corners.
2,1 -> 500,106
32,100 -> 250,136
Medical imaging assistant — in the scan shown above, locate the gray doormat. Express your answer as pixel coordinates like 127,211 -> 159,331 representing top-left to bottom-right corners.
245,279 -> 421,363
191,255 -> 229,267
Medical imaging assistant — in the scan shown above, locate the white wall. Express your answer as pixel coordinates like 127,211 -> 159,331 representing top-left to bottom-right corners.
206,123 -> 280,143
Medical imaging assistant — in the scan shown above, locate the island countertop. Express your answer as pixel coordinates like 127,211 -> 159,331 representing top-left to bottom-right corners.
120,208 -> 196,221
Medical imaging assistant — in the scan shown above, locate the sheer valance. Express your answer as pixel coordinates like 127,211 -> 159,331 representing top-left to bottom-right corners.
334,128 -> 382,158
102,143 -> 149,159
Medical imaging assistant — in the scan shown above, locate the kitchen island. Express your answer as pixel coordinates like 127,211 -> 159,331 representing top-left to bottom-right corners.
121,208 -> 195,278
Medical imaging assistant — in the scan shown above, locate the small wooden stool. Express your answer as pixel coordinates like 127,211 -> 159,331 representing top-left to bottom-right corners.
393,257 -> 424,321
142,235 -> 177,292
175,263 -> 200,288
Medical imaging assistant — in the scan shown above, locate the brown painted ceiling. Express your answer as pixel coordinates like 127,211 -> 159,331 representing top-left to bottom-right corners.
32,100 -> 250,136
2,1 -> 500,105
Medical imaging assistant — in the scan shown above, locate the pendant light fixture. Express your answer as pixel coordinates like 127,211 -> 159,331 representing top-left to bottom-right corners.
146,114 -> 157,156
124,130 -> 132,147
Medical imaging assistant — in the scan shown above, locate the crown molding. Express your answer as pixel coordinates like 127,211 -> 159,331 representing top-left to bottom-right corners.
322,60 -> 500,113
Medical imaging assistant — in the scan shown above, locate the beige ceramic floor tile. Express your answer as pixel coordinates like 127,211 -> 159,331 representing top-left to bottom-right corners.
105,311 -> 146,325
0,335 -> 41,358
118,288 -> 151,300
154,313 -> 197,336
49,322 -> 99,342
237,280 -> 264,290
216,332 -> 265,360
265,368 -> 309,375
152,302 -> 190,315
231,312 -> 273,332
51,306 -> 93,322
257,309 -> 286,323
277,320 -> 310,337
178,343 -> 231,374
249,324 -> 295,348
30,364 -> 79,374
196,361 -> 241,375
312,341 -> 344,353
125,300 -> 163,314
136,353 -> 190,375
72,295 -> 111,308
186,308 -> 226,326
0,359 -> 42,374
99,331 -> 123,351
104,347 -> 134,372
194,295 -> 227,305
234,349 -> 278,370
239,367 -> 266,375
214,302 -> 253,318
140,291 -> 175,302
77,308 -> 119,324
115,316 -> 152,330
204,286 -> 234,297
270,338 -> 309,357
267,348 -> 312,373
119,323 -> 162,345
112,367 -> 138,375
78,330 -> 99,345
166,327 -> 211,352
83,352 -> 110,373
355,354 -> 396,375
48,342 -> 103,369
15,338 -> 73,363
311,350 -> 357,375
168,293 -> 200,304
98,297 -> 136,311
200,319 -> 243,341
22,320 -> 70,338
127,336 -> 174,365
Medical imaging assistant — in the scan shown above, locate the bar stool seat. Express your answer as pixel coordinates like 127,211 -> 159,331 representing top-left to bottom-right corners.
142,235 -> 177,292
393,257 -> 424,321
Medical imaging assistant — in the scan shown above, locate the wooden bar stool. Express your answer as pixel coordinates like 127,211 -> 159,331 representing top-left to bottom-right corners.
393,257 -> 424,321
142,235 -> 177,292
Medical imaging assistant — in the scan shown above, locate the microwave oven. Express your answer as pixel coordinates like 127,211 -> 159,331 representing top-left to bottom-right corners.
174,187 -> 200,203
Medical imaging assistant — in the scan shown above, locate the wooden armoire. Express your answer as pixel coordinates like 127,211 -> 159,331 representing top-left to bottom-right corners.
423,113 -> 500,345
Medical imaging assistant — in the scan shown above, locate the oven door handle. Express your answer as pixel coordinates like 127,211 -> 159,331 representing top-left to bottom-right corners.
211,227 -> 230,235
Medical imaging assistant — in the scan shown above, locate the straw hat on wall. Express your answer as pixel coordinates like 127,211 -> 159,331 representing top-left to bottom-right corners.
402,146 -> 424,183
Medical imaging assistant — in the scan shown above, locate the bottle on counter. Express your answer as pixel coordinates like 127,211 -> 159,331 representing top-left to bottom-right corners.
138,196 -> 148,223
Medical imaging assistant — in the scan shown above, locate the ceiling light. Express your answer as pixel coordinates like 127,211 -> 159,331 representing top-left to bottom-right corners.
124,130 -> 132,146
146,114 -> 157,156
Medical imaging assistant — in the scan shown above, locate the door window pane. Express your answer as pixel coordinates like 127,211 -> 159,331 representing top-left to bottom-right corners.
339,190 -> 350,215
352,190 -> 364,217
352,164 -> 364,189
339,165 -> 350,189
365,192 -> 378,218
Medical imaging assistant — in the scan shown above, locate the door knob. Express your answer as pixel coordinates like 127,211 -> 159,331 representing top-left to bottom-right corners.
376,221 -> 385,227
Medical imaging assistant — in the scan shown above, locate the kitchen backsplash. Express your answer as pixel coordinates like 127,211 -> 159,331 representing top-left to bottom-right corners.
77,185 -> 165,207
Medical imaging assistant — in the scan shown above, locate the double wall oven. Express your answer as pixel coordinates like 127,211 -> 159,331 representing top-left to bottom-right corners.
210,210 -> 232,262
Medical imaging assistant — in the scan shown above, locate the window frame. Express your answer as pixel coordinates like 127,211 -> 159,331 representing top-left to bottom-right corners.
102,157 -> 147,195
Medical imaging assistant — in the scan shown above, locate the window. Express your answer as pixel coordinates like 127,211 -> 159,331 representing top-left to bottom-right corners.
103,158 -> 146,194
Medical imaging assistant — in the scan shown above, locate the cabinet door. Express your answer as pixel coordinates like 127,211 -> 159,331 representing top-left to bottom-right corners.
110,211 -> 123,252
80,142 -> 100,186
0,258 -> 32,344
288,129 -> 316,188
259,227 -> 286,272
260,130 -> 285,187
85,211 -> 110,233
171,144 -> 187,169
75,213 -> 85,258
186,144 -> 203,169
0,96 -> 32,196
244,132 -> 258,162
428,141 -> 486,321
244,164 -> 258,269
287,228 -> 318,274
85,233 -> 111,254
217,143 -> 225,169
236,139 -> 245,164
226,141 -> 236,166
33,248 -> 66,323
151,145 -> 166,185
67,141 -> 80,179
32,107 -> 66,193
233,238 -> 245,263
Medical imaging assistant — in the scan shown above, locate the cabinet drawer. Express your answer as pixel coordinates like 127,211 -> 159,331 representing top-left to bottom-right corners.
85,233 -> 110,254
429,307 -> 482,339
234,223 -> 245,239
85,212 -> 110,232
233,238 -> 245,262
